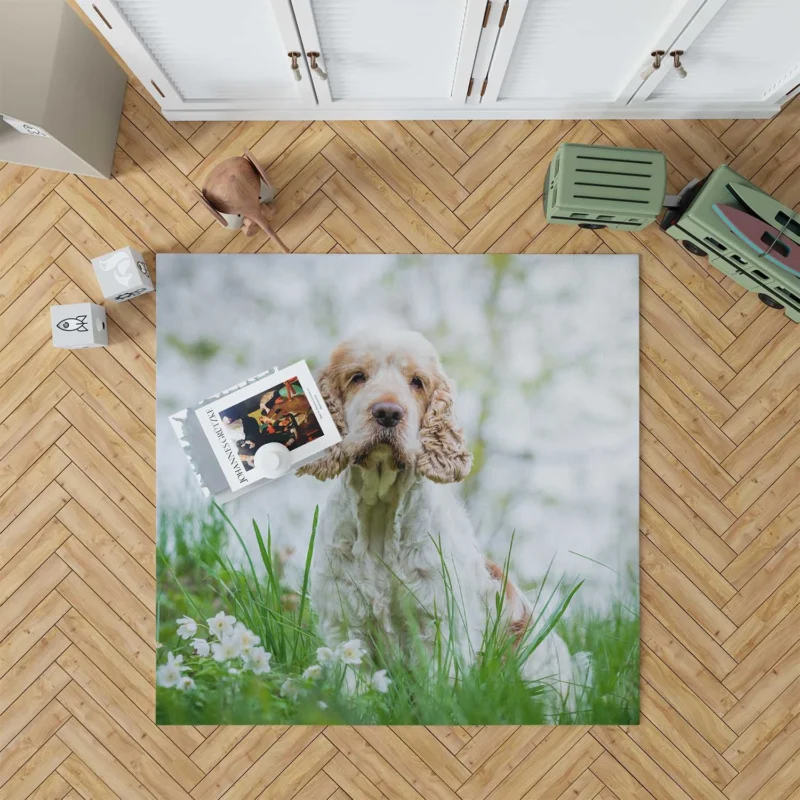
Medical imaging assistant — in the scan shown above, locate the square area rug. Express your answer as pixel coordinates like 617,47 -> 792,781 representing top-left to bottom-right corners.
156,253 -> 640,726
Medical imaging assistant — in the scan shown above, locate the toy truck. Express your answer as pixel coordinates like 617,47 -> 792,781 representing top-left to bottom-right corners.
544,142 -> 800,322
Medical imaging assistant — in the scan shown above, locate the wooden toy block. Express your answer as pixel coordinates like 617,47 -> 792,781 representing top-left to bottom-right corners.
92,246 -> 154,302
51,302 -> 107,348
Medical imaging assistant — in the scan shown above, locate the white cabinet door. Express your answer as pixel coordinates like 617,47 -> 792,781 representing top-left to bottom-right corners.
479,0 -> 706,111
632,0 -> 800,109
76,0 -> 316,113
289,0 -> 486,109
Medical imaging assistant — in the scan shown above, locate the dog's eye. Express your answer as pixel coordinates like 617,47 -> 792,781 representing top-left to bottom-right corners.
350,372 -> 367,385
410,375 -> 424,390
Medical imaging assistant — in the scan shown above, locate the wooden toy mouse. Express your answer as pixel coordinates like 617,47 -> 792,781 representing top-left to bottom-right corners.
197,149 -> 289,253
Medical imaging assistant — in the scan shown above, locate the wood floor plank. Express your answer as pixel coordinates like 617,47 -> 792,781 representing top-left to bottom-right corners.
641,392 -> 736,500
323,133 -> 456,252
57,753 -> 122,799
640,356 -> 736,464
457,122 -> 598,251
0,591 -> 70,681
264,121 -> 336,191
56,536 -> 154,643
454,119 -> 576,228
400,121 -> 470,174
641,537 -> 736,644
0,698 -> 71,789
724,564 -> 800,661
0,193 -> 69,278
122,84 -> 202,175
190,727 -> 288,800
0,228 -> 68,316
0,162 -> 37,205
721,349 -> 800,445
55,427 -> 154,538
111,147 -> 203,248
56,717 -> 158,800
453,121 -> 539,192
56,680 -> 195,800
56,572 -> 155,682
0,170 -> 65,243
116,115 -> 201,211
640,500 -> 736,608
364,120 -> 469,210
57,391 -> 154,500
322,173 -> 414,253
641,609 -> 737,717
640,681 -> 737,790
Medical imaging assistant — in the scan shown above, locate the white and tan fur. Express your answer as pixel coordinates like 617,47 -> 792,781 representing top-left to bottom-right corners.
299,329 -> 587,709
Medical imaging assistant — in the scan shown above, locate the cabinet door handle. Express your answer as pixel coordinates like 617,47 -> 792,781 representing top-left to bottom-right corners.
640,50 -> 665,81
670,50 -> 687,79
288,51 -> 302,81
307,52 -> 328,81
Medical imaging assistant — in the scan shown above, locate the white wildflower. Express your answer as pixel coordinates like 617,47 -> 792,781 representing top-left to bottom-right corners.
302,664 -> 323,681
337,639 -> 366,666
191,638 -> 210,657
156,651 -> 186,688
231,622 -> 260,654
180,675 -> 196,691
228,667 -> 239,675
370,669 -> 392,694
176,616 -> 197,639
317,701 -> 328,710
281,679 -> 301,700
156,663 -> 182,688
315,646 -> 336,665
211,635 -> 242,662
245,647 -> 272,675
207,611 -> 236,639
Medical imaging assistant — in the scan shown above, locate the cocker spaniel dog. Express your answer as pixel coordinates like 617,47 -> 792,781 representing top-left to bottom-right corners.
299,329 -> 588,710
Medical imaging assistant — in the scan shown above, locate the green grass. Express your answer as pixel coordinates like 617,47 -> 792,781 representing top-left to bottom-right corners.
156,504 -> 639,726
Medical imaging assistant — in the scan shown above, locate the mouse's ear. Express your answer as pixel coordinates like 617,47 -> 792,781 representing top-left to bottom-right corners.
296,364 -> 349,481
243,149 -> 274,193
417,374 -> 472,484
196,190 -> 229,227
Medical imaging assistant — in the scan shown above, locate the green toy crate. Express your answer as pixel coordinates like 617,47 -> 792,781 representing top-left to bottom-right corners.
660,164 -> 800,323
544,143 -> 667,231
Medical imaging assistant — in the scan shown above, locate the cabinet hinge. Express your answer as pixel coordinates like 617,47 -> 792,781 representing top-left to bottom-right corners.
480,77 -> 488,97
499,1 -> 509,27
467,77 -> 474,97
482,0 -> 491,27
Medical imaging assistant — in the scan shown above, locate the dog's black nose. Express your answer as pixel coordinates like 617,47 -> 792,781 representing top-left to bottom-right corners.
371,402 -> 405,428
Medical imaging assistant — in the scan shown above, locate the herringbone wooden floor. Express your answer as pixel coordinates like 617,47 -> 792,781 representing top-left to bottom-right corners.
2,69 -> 800,799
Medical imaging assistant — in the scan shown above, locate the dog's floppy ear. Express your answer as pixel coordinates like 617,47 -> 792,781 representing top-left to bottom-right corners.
296,365 -> 349,481
417,373 -> 472,484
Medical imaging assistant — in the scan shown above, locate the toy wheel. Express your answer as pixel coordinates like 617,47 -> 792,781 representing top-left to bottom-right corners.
682,240 -> 707,257
578,223 -> 606,229
758,293 -> 784,310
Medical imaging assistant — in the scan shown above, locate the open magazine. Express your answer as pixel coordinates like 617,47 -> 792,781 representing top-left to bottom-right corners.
169,361 -> 341,504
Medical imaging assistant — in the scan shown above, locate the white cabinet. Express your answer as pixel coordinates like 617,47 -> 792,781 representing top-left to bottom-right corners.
631,0 -> 800,109
83,0 -> 316,111
290,0 -> 486,108
480,0 -> 701,107
76,0 -> 800,120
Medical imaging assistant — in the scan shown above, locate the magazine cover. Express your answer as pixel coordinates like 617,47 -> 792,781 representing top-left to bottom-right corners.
170,361 -> 341,503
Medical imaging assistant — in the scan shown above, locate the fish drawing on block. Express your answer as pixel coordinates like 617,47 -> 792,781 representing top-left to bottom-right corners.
712,203 -> 800,277
56,315 -> 89,332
